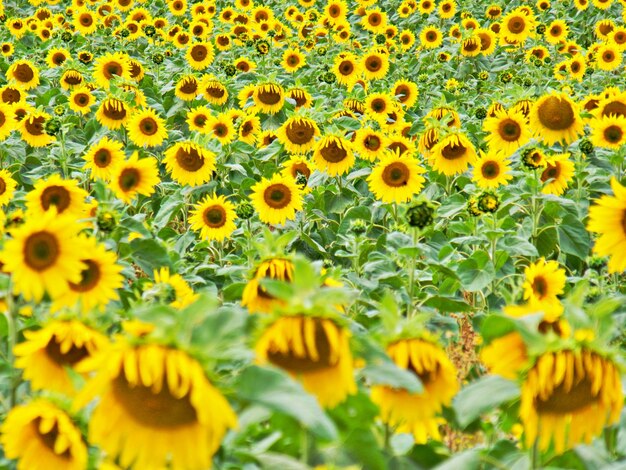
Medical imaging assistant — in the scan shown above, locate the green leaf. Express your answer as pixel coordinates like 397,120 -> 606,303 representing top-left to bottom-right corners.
479,315 -> 516,344
457,251 -> 495,292
361,362 -> 423,393
558,214 -> 590,260
129,239 -> 172,275
453,375 -> 520,428
423,296 -> 471,313
152,190 -> 184,229
434,449 -> 481,470
237,366 -> 337,440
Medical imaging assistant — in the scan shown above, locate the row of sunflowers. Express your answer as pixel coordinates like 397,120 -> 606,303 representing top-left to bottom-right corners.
1,0 -> 626,468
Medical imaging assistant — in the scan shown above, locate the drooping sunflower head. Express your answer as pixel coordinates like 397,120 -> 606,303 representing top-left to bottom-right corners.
242,257 -> 294,314
7,60 -> 40,90
313,134 -> 355,176
430,132 -> 477,176
96,97 -> 129,130
287,87 -> 313,109
60,69 -> 85,90
201,77 -> 229,105
276,116 -> 320,154
252,83 -> 285,114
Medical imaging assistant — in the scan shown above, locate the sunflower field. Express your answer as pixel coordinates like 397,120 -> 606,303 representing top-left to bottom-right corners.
3,0 -> 626,468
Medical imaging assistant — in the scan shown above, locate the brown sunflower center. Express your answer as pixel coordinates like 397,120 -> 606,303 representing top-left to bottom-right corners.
102,101 -> 127,120
205,83 -> 224,98
285,120 -> 315,145
119,168 -> 140,191
541,163 -> 560,182
498,119 -> 522,141
13,63 -> 34,83
103,61 -> 123,80
257,87 -> 282,105
63,73 -> 82,86
364,135 -> 381,150
537,96 -> 576,131
507,16 -> 526,34
319,140 -> 348,163
25,116 -> 45,136
441,141 -> 467,160
2,88 -> 20,104
203,205 -> 226,228
382,162 -> 410,187
463,40 -> 479,52
267,318 -> 338,372
112,374 -> 198,427
45,337 -> 90,365
370,98 -> 387,113
532,276 -> 548,298
213,122 -> 228,137
603,51 -> 615,62
33,419 -> 72,459
291,162 -> 311,179
0,111 -> 5,128
139,117 -> 158,136
0,178 -> 6,195
175,146 -> 204,171
339,60 -> 354,75
395,85 -> 411,103
80,13 -> 93,26
263,183 -> 292,209
535,376 -> 598,413
329,5 -> 340,16
41,185 -> 71,212
287,54 -> 300,66
94,148 -> 112,167
365,56 -> 381,72
190,44 -> 208,62
482,161 -> 500,179
69,260 -> 102,292
52,53 -> 66,65
369,13 -> 381,25
604,125 -> 624,143
24,231 -> 59,271
601,101 -> 626,118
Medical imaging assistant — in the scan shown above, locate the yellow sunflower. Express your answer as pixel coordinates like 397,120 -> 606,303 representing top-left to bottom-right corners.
500,8 -> 535,43
0,102 -> 16,141
282,48 -> 306,72
46,47 -> 70,68
521,348 -> 622,454
276,116 -> 320,154
163,141 -> 216,187
83,137 -> 125,181
253,83 -> 285,114
590,115 -> 626,149
186,105 -> 211,132
332,52 -> 362,87
522,258 -> 566,320
148,267 -> 198,309
68,86 -> 95,114
361,49 -> 389,80
250,173 -> 304,225
126,108 -> 168,147
483,109 -> 531,155
472,151 -> 513,189
189,194 -> 237,242
238,113 -> 262,145
596,43 -> 622,71
287,87 -> 313,109
242,258 -> 294,314
201,77 -> 229,105
25,174 -> 89,219
174,74 -> 199,101
51,236 -> 124,313
420,25 -> 443,48
0,169 -> 17,206
205,113 -> 236,145
392,79 -> 419,108
186,41 -> 215,70
540,153 -> 575,196
74,342 -> 237,470
529,93 -> 584,145
430,132 -> 477,176
74,8 -> 98,35
95,97 -> 130,130
13,319 -> 108,395
6,60 -> 40,90
20,111 -> 55,147
371,337 -> 459,443
367,150 -> 426,203
256,315 -> 357,408
109,152 -> 160,203
480,332 -> 529,380
354,127 -> 387,161
1,211 -> 85,301
587,177 -> 626,272
313,134 -> 355,176
92,52 -> 131,89
1,399 -> 87,470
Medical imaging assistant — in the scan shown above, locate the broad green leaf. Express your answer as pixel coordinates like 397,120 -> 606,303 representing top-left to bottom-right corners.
457,251 -> 495,292
453,375 -> 520,428
558,214 -> 590,260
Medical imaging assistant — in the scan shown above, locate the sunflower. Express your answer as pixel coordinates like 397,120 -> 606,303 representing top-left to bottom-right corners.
480,332 -> 529,380
163,141 -> 216,186
361,7 -> 387,33
590,115 -> 626,149
1,211 -> 85,301
361,49 -> 389,81
483,109 -> 531,154
0,169 -> 17,206
460,36 -> 481,57
367,150 -> 425,203
596,43 -> 622,71
522,258 -> 566,320
234,57 -> 256,72
282,48 -> 306,72
587,177 -> 626,272
276,116 -> 320,154
174,74 -> 199,101
60,70 -> 85,90
354,127 -> 387,161
20,111 -> 55,147
189,194 -> 237,242
241,258 -> 294,313
149,267 -> 198,309
93,52 -> 131,89
371,337 -> 459,444
74,342 -> 237,470
476,28 -> 497,55
253,83 -> 285,114
529,93 -> 584,146
96,97 -> 129,130
186,105 -> 211,132
500,8 -> 535,43
332,53 -> 361,87
25,174 -> 89,219
430,132 -> 477,176
281,155 -> 314,189
46,47 -> 70,68
83,137 -> 125,181
438,0 -> 456,18
1,399 -> 87,470
13,319 -> 108,395
0,85 -> 23,106
109,152 -> 160,203
313,134 -> 355,176
7,60 -> 40,90
74,8 -> 98,35
1,42 -> 14,57
66,86 -> 94,114
0,102 -> 16,141
186,41 -> 215,70
201,77 -> 229,105
52,236 -> 124,313
521,348 -> 622,454
126,108 -> 168,147
256,315 -> 356,408
540,153 -> 575,196
238,113 -> 262,145
250,174 -> 303,226
545,19 -> 568,44
472,151 -> 513,189
169,0 -> 188,16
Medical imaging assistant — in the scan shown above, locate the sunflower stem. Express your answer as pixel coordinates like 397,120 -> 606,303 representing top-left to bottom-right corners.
300,426 -> 309,464
604,426 -> 617,457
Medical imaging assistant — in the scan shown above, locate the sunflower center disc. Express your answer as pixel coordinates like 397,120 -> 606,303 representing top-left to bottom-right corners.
286,121 -> 315,145
537,96 -> 575,130
33,418 -> 72,459
70,260 -> 102,292
176,147 -> 204,171
499,119 -> 522,141
119,168 -> 140,191
482,161 -> 500,178
382,162 -> 410,187
45,337 -> 90,365
320,141 -> 348,163
24,231 -> 60,271
535,377 -> 598,413
13,63 -> 34,82
203,205 -> 226,228
41,186 -> 71,213
139,117 -> 158,136
264,184 -> 292,209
